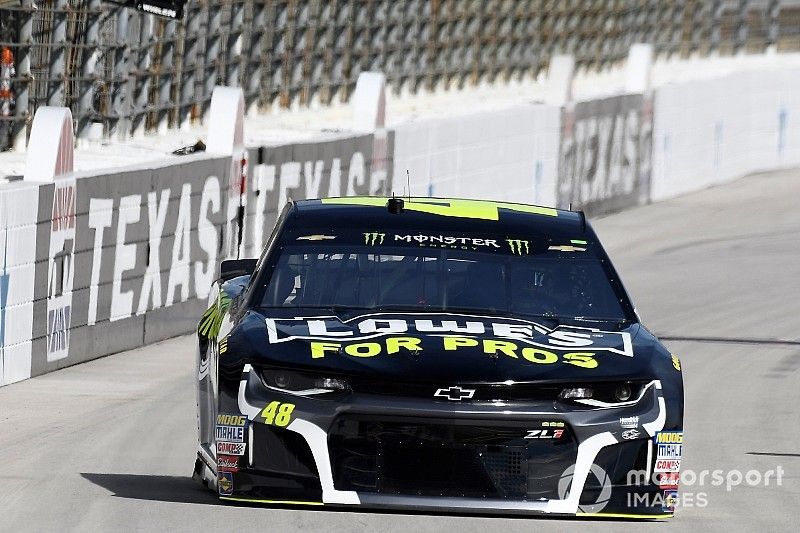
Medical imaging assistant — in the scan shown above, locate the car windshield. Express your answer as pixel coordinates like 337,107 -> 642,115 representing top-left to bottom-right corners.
260,234 -> 627,321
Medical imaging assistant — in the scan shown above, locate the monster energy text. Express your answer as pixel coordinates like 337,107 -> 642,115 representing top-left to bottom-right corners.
393,235 -> 501,250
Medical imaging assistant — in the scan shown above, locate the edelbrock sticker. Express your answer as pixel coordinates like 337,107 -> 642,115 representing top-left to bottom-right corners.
217,455 -> 240,473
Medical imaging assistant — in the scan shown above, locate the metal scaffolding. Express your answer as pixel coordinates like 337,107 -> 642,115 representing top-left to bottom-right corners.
1,0 -> 800,150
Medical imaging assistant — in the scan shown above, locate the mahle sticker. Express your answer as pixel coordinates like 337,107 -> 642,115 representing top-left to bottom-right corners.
215,425 -> 245,443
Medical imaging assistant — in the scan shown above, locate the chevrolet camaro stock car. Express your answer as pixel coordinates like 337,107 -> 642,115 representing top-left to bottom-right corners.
192,196 -> 684,518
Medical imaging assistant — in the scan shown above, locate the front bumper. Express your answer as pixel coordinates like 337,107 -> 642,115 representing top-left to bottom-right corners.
206,365 -> 678,518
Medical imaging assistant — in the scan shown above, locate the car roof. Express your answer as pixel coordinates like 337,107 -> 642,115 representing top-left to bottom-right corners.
289,197 -> 588,237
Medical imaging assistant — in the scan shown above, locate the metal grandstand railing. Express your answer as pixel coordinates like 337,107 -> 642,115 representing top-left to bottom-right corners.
1,0 -> 800,151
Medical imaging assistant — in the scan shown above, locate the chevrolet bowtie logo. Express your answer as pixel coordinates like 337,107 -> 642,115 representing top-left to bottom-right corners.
434,386 -> 476,401
506,239 -> 529,255
363,232 -> 385,246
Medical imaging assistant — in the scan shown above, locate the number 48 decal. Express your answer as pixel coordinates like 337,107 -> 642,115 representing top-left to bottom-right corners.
260,401 -> 295,427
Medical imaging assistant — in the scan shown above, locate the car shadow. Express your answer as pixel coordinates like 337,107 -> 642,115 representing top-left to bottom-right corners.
79,472 -> 663,522
80,473 -> 223,506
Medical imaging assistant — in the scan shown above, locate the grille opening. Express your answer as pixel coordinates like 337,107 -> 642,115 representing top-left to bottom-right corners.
329,415 -> 578,500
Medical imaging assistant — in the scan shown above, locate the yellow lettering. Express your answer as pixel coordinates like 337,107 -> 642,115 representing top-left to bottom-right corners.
344,342 -> 382,357
563,352 -> 598,369
216,414 -> 246,426
386,336 -> 422,354
521,347 -> 558,364
310,341 -> 341,359
321,197 -> 557,220
482,339 -> 519,358
443,336 -> 480,351
656,432 -> 683,444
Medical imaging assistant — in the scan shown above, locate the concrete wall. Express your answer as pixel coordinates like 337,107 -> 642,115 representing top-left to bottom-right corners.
652,69 -> 800,201
557,94 -> 653,215
0,182 -> 39,385
243,133 -> 393,258
2,67 -> 800,386
29,155 -> 234,377
392,105 -> 562,207
0,131 -> 392,386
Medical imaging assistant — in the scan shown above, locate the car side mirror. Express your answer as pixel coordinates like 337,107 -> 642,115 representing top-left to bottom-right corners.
220,259 -> 258,282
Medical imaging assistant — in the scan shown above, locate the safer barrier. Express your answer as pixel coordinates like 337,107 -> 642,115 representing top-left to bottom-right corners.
392,105 -> 561,206
652,69 -> 800,201
243,131 -> 393,258
2,65 -> 800,387
32,155 -> 234,377
557,94 -> 653,216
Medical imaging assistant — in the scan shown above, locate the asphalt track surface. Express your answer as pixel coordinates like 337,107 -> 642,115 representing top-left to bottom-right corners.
1,169 -> 799,532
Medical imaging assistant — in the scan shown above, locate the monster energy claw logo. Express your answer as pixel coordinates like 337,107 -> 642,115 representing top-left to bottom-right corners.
506,239 -> 530,255
363,232 -> 385,246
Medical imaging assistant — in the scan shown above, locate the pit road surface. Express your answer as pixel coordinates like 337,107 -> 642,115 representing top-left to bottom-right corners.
1,169 -> 798,532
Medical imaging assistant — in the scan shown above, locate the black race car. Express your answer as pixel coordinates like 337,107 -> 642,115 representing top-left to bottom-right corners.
193,197 -> 683,518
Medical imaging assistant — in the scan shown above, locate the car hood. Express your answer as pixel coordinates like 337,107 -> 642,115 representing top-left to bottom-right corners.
232,309 -> 663,383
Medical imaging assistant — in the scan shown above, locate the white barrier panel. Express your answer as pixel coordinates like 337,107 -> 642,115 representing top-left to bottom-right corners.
207,86 -> 248,259
392,105 -> 562,207
0,182 -> 39,385
545,55 -> 575,106
652,69 -> 800,201
207,86 -> 245,155
23,106 -> 74,182
625,44 -> 653,94
352,72 -> 387,132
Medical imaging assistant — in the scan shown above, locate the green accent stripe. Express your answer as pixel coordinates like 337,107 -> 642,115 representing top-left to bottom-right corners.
321,197 -> 557,220
571,239 -> 588,244
576,512 -> 674,519
220,496 -> 324,506
197,291 -> 232,340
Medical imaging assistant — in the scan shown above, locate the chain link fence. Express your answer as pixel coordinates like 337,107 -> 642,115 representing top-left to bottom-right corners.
2,0 -> 800,151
